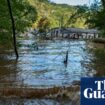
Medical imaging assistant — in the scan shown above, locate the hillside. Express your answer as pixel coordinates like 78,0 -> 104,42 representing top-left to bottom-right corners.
29,0 -> 88,29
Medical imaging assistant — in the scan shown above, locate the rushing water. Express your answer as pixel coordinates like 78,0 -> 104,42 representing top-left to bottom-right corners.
1,34 -> 105,105
0,35 -> 96,88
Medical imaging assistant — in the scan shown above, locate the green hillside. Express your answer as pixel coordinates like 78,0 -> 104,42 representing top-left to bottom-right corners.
29,0 -> 88,29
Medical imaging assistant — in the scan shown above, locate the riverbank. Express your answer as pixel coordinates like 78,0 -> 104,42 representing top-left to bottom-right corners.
0,38 -> 96,105
0,85 -> 80,105
87,38 -> 105,49
0,85 -> 80,98
93,38 -> 105,44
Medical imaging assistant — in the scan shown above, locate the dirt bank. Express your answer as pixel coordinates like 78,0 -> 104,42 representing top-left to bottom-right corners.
93,38 -> 105,44
0,85 -> 80,99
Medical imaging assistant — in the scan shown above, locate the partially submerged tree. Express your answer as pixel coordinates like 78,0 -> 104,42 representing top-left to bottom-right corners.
7,0 -> 18,59
0,0 -> 37,58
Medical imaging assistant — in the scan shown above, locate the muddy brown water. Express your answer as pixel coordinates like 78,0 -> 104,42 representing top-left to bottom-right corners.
0,34 -> 105,105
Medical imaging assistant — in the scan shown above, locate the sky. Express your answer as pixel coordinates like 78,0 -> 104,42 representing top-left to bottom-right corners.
50,0 -> 95,6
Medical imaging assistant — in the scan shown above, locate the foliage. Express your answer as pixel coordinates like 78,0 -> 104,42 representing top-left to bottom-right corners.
0,0 -> 37,47
37,17 -> 50,33
11,0 -> 37,32
102,0 -> 105,9
85,0 -> 105,37
65,5 -> 89,28
29,0 -> 88,29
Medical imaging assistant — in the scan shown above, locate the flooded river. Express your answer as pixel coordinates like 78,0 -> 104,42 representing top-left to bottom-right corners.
0,36 -> 94,87
0,34 -> 105,105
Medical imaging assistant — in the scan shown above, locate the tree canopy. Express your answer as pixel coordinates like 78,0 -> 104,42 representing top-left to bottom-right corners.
0,0 -> 37,47
1,0 -> 105,50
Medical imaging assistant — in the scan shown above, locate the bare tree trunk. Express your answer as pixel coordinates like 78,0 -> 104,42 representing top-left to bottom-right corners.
7,0 -> 19,59
63,50 -> 68,67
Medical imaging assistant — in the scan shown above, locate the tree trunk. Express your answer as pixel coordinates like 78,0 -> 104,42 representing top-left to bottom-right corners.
7,0 -> 19,59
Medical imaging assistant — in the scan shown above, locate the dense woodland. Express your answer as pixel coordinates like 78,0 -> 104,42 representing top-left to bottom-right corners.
0,0 -> 105,48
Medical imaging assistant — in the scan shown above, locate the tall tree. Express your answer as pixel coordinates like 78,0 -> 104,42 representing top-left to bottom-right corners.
7,0 -> 18,59
0,0 -> 37,58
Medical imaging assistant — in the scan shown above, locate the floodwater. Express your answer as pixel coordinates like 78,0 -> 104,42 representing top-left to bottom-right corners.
0,35 -> 95,88
0,34 -> 105,105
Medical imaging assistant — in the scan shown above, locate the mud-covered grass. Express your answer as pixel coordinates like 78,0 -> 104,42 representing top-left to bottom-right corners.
0,85 -> 80,99
93,38 -> 105,44
0,85 -> 80,105
88,41 -> 105,76
92,49 -> 105,76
